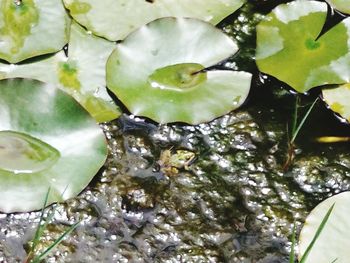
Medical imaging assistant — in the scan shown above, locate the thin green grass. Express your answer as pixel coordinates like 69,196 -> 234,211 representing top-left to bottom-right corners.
31,188 -> 51,252
31,221 -> 80,263
291,96 -> 300,141
289,204 -> 335,263
290,97 -> 319,144
284,96 -> 319,170
289,222 -> 296,263
299,203 -> 335,263
25,188 -> 80,263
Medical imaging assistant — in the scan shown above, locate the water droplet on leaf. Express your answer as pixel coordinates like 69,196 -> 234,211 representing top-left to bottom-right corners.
0,131 -> 60,174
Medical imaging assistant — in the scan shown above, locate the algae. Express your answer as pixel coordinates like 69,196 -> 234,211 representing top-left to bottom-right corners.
66,0 -> 91,15
58,61 -> 81,91
0,0 -> 39,54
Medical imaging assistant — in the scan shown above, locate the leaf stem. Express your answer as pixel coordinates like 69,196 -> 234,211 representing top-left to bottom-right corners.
31,221 -> 80,263
290,97 -> 318,144
300,203 -> 335,263
32,188 -> 51,252
291,96 -> 299,137
289,222 -> 297,263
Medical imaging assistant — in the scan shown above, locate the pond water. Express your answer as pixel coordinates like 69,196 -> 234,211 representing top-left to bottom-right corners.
1,1 -> 350,262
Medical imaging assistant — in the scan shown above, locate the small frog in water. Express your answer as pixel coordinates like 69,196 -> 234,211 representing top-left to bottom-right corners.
158,149 -> 196,175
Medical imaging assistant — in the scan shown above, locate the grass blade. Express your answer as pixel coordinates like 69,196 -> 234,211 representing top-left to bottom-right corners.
300,203 -> 335,263
290,97 -> 318,144
31,188 -> 51,252
289,222 -> 297,263
291,96 -> 299,137
32,221 -> 80,263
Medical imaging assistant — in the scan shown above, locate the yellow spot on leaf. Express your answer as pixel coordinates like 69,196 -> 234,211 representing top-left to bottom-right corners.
83,96 -> 121,123
67,1 -> 91,15
330,102 -> 344,115
58,61 -> 81,91
0,0 -> 39,54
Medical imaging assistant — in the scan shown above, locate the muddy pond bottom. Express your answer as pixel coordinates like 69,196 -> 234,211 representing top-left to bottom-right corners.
1,79 -> 350,262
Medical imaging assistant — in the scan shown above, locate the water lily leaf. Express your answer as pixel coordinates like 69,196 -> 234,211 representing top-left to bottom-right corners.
0,79 -> 107,213
323,84 -> 350,122
106,17 -> 252,124
0,22 -> 121,122
326,0 -> 350,15
0,0 -> 69,63
256,0 -> 350,93
299,192 -> 350,263
63,0 -> 245,41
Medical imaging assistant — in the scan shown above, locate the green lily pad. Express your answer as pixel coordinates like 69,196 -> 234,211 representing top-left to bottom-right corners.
106,17 -> 252,124
326,0 -> 350,15
63,0 -> 245,41
0,0 -> 69,63
323,84 -> 350,122
299,192 -> 350,263
256,0 -> 350,93
0,22 -> 121,122
0,79 -> 107,213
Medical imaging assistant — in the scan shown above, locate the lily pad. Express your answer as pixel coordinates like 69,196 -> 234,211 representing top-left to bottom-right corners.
323,84 -> 350,122
0,79 -> 107,213
326,0 -> 350,15
256,0 -> 350,93
63,0 -> 245,41
106,17 -> 252,124
0,0 -> 69,63
299,192 -> 350,263
0,22 -> 121,122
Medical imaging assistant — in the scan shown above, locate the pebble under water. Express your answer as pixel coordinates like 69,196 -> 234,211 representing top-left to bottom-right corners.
1,1 -> 350,262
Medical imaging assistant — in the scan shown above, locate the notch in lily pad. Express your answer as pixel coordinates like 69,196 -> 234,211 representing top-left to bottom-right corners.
0,79 -> 107,213
63,0 -> 245,41
0,0 -> 69,63
106,17 -> 252,125
256,0 -> 350,93
299,192 -> 350,263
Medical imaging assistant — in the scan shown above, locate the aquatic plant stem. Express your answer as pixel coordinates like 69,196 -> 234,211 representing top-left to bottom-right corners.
291,97 -> 318,145
31,221 -> 80,263
289,222 -> 297,263
291,96 -> 300,140
24,188 -> 51,263
299,203 -> 335,263
24,187 -> 80,263
283,97 -> 318,170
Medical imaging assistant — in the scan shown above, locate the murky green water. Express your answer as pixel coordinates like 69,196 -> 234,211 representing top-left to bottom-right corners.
1,1 -> 350,262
